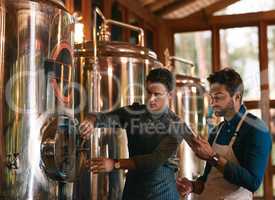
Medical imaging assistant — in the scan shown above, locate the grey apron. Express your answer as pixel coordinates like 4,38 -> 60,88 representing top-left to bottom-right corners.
198,112 -> 253,200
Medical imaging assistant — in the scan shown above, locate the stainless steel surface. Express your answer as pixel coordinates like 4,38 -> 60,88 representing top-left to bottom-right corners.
0,0 -> 77,199
0,0 -> 5,187
75,8 -> 162,200
173,75 -> 208,180
164,49 -> 195,76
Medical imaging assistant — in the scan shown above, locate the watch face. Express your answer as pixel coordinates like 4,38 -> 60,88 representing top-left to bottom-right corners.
213,156 -> 219,162
114,162 -> 120,169
211,154 -> 219,166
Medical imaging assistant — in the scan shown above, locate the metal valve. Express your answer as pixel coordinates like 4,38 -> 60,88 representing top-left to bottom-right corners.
6,153 -> 20,170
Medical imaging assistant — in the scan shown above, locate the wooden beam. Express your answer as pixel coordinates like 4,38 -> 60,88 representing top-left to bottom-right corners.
65,0 -> 74,14
141,0 -> 157,6
258,22 -> 273,200
211,27 -> 221,72
243,100 -> 260,109
147,0 -> 175,13
270,100 -> 275,108
116,0 -> 161,26
167,10 -> 275,32
156,22 -> 174,64
102,0 -> 113,19
157,0 -> 196,17
82,0 -> 92,40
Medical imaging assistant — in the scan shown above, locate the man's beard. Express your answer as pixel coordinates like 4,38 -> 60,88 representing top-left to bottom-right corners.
214,99 -> 235,117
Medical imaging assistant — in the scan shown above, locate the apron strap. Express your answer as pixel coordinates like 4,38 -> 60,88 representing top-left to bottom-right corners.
229,112 -> 248,146
212,122 -> 225,144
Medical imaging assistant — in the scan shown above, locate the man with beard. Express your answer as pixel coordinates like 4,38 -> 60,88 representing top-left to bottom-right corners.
80,68 -> 191,200
176,68 -> 272,200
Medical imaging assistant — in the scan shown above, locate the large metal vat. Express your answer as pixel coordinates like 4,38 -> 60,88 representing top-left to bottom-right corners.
0,0 -> 81,199
74,8 -> 162,200
165,56 -> 208,183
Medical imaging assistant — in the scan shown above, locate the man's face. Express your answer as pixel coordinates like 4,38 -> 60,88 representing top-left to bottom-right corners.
146,81 -> 172,113
209,83 -> 239,117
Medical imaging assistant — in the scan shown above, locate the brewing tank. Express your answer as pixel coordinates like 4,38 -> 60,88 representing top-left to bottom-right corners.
165,54 -> 208,181
174,75 -> 208,180
74,9 -> 162,200
0,0 -> 80,199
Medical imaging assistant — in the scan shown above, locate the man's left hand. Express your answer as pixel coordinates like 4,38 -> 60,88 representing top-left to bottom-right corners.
190,136 -> 215,161
86,157 -> 115,173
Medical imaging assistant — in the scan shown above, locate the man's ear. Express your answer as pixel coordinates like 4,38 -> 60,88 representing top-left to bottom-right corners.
234,92 -> 242,102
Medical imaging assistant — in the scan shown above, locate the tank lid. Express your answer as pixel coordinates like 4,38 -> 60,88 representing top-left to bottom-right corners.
36,0 -> 66,9
176,74 -> 202,84
75,41 -> 159,61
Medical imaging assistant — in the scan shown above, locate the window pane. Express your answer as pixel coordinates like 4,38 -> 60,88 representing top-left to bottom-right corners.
249,109 -> 262,119
220,27 -> 260,101
254,183 -> 264,197
215,0 -> 275,15
268,26 -> 275,99
174,31 -> 212,81
271,109 -> 275,166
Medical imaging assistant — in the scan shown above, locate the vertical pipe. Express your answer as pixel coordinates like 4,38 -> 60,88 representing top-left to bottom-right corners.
0,0 -> 5,187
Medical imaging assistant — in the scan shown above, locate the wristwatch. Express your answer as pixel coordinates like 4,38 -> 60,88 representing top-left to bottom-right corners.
208,153 -> 220,167
113,159 -> 120,169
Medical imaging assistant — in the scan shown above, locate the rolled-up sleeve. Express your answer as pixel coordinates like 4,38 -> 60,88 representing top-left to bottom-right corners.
132,135 -> 180,170
223,128 -> 272,192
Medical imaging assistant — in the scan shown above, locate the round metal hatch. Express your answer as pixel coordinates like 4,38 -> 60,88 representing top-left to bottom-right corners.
40,115 -> 88,182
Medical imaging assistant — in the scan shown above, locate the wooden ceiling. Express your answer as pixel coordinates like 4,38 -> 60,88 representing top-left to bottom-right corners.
138,0 -> 240,19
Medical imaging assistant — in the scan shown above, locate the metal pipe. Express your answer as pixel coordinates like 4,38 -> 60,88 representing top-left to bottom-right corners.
0,0 -> 5,188
169,56 -> 194,67
105,19 -> 145,46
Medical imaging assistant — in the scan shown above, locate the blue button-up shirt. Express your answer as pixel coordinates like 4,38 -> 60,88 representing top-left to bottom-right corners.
198,105 -> 272,192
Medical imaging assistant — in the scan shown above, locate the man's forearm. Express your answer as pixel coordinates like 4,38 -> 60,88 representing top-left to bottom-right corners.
117,159 -> 136,170
86,113 -> 96,125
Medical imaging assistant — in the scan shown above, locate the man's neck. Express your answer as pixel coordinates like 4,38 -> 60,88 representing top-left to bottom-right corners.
224,104 -> 241,121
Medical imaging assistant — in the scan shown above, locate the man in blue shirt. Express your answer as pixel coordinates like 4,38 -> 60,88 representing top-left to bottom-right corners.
177,68 -> 272,200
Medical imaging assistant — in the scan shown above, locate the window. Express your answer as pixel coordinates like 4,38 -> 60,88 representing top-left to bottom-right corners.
268,26 -> 275,99
174,31 -> 212,81
220,27 -> 260,101
215,0 -> 275,15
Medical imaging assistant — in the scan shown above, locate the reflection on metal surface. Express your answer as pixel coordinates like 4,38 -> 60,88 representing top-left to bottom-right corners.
0,0 -> 5,188
164,49 -> 195,76
0,0 -> 78,199
75,7 -> 162,200
40,115 -> 86,182
168,61 -> 208,182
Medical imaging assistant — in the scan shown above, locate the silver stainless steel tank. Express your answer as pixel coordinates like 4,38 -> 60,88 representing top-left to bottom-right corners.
74,8 -> 162,200
165,55 -> 208,181
174,75 -> 208,180
0,0 -> 80,199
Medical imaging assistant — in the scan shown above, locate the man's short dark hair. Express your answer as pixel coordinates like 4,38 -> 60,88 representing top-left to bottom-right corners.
146,68 -> 175,91
207,67 -> 244,98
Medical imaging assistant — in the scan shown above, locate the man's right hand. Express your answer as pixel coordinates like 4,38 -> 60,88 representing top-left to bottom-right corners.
79,116 -> 95,140
176,177 -> 193,197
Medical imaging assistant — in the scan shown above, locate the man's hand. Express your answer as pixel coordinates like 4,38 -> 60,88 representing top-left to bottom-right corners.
86,157 -> 115,173
176,177 -> 193,197
190,136 -> 215,161
79,116 -> 95,140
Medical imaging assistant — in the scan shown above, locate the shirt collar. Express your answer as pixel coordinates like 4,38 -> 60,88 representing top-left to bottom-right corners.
224,104 -> 247,127
148,106 -> 170,120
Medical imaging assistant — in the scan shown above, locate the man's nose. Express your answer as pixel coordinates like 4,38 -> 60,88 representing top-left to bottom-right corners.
148,94 -> 157,101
